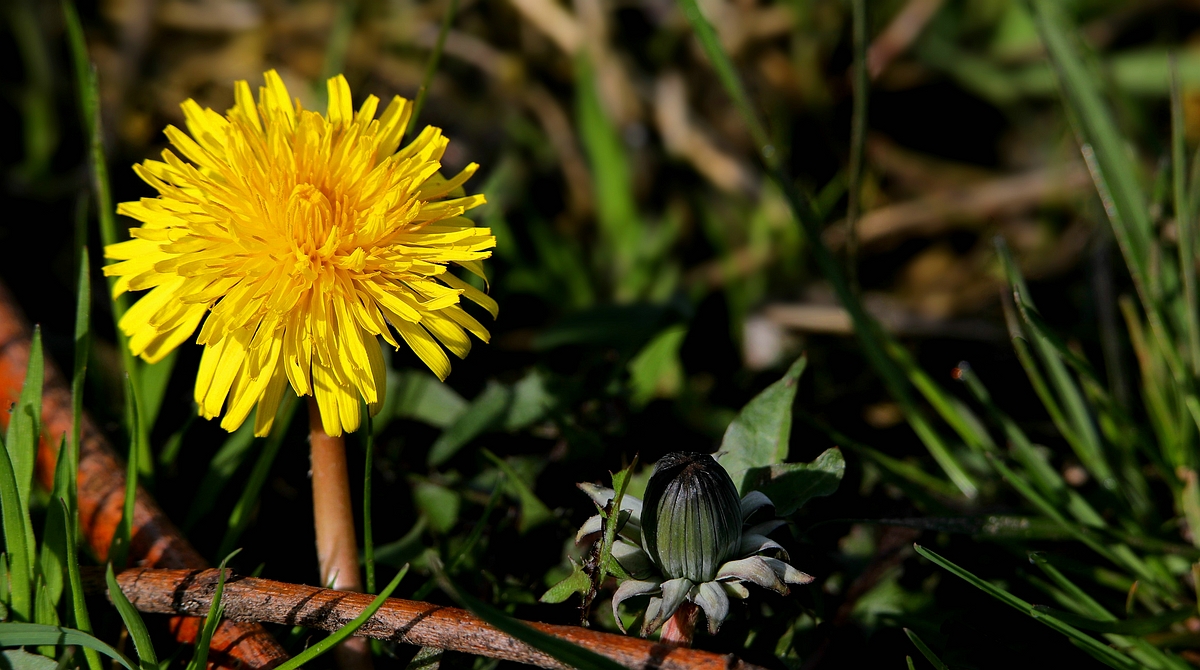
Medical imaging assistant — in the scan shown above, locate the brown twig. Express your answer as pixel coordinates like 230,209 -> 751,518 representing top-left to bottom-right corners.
110,567 -> 765,670
0,279 -> 288,670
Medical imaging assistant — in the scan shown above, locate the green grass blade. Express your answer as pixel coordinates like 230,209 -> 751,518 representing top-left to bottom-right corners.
185,550 -> 240,670
273,564 -> 409,670
845,0 -> 868,290
39,436 -> 71,612
1171,57 -> 1200,377
184,421 -> 257,530
7,326 -> 42,516
218,394 -> 298,559
104,564 -> 157,669
72,252 -> 90,476
677,0 -> 977,498
62,0 -> 148,479
0,432 -> 33,622
109,375 -> 141,567
903,629 -> 947,670
59,499 -> 102,670
914,544 -> 1138,669
0,624 -> 133,670
138,350 -> 177,437
675,0 -> 772,165
430,554 -> 626,670
480,449 -> 552,534
363,412 -> 376,595
888,342 -> 996,455
407,0 -> 457,139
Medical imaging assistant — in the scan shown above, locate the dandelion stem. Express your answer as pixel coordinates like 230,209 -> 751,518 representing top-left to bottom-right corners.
659,602 -> 699,647
308,397 -> 374,670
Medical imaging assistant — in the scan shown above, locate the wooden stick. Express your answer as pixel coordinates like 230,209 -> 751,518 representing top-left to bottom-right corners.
112,568 -> 767,670
0,280 -> 288,670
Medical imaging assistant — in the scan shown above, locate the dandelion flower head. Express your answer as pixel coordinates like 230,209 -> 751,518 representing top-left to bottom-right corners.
104,71 -> 496,437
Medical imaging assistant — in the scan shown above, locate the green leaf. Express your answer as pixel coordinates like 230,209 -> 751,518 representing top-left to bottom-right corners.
273,565 -> 409,670
39,436 -> 71,612
105,564 -> 156,669
1030,605 -> 1193,635
7,326 -> 43,515
428,383 -> 510,467
138,350 -> 177,435
0,624 -> 132,670
903,629 -> 948,670
717,356 -> 806,493
186,550 -> 240,670
185,421 -> 257,530
430,554 -> 626,670
412,480 -> 461,534
914,544 -> 1138,669
59,499 -> 102,670
217,394 -> 298,560
71,251 -> 90,468
0,649 -> 59,670
0,432 -> 34,622
109,375 -> 142,568
481,449 -> 552,534
744,447 -> 845,516
627,325 -> 687,408
503,371 -> 553,431
389,371 -> 468,430
539,559 -> 590,604
404,647 -> 443,670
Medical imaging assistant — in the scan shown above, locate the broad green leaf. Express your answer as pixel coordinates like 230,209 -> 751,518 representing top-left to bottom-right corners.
372,517 -> 428,569
7,327 -> 43,514
627,325 -> 687,407
481,449 -> 552,534
503,371 -> 553,431
413,480 -> 461,534
389,371 -> 468,430
718,356 -> 806,493
105,564 -> 156,669
745,447 -> 844,516
428,383 -> 510,466
0,624 -> 132,670
431,554 -> 626,670
0,432 -> 34,622
539,559 -> 590,604
0,649 -> 58,670
273,565 -> 408,670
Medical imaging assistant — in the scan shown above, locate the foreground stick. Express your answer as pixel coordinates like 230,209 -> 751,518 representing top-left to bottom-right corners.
112,568 -> 768,670
0,280 -> 288,670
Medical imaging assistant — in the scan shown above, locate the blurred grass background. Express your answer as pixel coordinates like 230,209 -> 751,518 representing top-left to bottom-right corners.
8,0 -> 1200,668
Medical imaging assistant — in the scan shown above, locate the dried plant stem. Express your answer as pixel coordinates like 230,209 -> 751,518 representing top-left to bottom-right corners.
0,279 -> 287,670
106,568 -> 765,670
659,602 -> 699,647
308,397 -> 373,670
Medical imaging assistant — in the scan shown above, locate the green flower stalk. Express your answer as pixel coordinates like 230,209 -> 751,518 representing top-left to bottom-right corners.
577,452 -> 812,645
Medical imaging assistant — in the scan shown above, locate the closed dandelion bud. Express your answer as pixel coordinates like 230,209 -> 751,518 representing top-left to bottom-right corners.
640,452 -> 743,583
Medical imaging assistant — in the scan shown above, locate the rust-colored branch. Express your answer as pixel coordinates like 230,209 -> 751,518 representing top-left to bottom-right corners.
0,280 -> 288,670
112,568 -> 766,670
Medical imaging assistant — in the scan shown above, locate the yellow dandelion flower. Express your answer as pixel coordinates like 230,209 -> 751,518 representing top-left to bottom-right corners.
103,70 -> 496,438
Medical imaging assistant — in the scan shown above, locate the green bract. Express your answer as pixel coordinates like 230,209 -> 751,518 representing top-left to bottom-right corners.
577,452 -> 813,637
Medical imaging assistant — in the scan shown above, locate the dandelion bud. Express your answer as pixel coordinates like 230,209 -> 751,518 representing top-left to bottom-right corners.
640,452 -> 743,583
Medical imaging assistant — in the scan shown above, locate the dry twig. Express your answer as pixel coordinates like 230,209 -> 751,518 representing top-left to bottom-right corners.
109,568 -> 768,670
